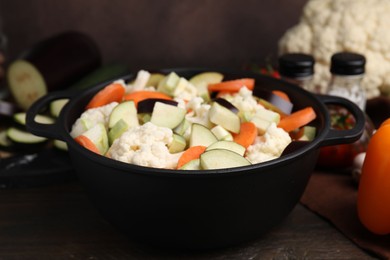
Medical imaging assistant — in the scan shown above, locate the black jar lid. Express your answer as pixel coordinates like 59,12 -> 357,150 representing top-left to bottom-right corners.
330,52 -> 366,75
278,53 -> 315,78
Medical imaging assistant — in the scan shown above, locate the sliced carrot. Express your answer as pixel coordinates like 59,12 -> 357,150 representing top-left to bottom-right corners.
86,83 -> 125,109
208,78 -> 255,93
123,91 -> 172,107
176,145 -> 207,169
277,107 -> 316,132
272,90 -> 290,102
74,135 -> 100,154
233,122 -> 258,148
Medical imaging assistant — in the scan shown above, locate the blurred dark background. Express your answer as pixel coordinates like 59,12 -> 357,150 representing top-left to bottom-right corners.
0,0 -> 308,70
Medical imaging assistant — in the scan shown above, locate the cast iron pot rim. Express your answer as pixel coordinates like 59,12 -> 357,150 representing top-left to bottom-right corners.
60,67 -> 329,178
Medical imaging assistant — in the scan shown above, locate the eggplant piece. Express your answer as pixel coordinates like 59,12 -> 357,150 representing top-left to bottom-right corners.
0,100 -> 20,118
254,89 -> 293,115
213,98 -> 239,114
137,98 -> 178,114
7,31 -> 101,110
6,127 -> 50,153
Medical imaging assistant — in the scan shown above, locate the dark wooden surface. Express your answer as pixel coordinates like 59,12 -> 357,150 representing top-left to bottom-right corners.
0,180 -> 378,260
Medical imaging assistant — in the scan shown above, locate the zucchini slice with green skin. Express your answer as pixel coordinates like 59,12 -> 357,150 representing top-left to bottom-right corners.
13,112 -> 54,126
6,127 -> 49,152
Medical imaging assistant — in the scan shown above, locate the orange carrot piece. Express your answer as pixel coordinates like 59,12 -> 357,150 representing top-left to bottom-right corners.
176,145 -> 207,169
233,122 -> 258,148
123,91 -> 172,107
86,83 -> 125,109
208,78 -> 255,93
74,135 -> 100,154
272,90 -> 290,102
278,107 -> 316,132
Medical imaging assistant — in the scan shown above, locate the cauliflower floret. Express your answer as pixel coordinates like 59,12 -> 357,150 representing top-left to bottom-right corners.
221,87 -> 264,120
245,123 -> 291,164
106,122 -> 182,169
278,0 -> 390,98
70,102 -> 118,138
185,97 -> 212,128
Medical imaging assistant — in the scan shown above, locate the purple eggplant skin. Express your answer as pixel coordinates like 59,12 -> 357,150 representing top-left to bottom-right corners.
213,98 -> 239,114
254,89 -> 293,115
137,98 -> 178,114
19,31 -> 101,92
0,100 -> 20,118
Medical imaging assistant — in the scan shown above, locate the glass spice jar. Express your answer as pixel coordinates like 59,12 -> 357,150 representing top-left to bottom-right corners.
278,53 -> 316,92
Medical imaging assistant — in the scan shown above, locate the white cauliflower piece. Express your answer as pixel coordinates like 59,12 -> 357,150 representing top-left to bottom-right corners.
185,97 -> 212,128
125,70 -> 151,93
70,102 -> 118,138
278,0 -> 390,98
220,87 -> 264,120
245,123 -> 291,164
106,122 -> 182,169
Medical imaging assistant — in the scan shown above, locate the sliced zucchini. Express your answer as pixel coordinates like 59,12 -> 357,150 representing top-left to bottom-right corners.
13,112 -> 54,126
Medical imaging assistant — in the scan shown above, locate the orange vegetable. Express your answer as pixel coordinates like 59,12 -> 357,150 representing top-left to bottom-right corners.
124,91 -> 172,107
272,90 -> 290,102
86,83 -> 125,109
208,78 -> 255,93
357,123 -> 390,235
74,135 -> 100,154
233,122 -> 258,148
277,107 -> 316,132
177,145 -> 207,169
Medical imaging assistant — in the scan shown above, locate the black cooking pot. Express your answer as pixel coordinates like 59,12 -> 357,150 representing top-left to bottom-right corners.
26,68 -> 365,249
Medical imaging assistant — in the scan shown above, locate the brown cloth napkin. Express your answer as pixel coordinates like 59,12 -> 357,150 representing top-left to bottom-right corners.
300,170 -> 390,259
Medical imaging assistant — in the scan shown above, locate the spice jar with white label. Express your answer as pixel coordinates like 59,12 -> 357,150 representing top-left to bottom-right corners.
326,52 -> 366,110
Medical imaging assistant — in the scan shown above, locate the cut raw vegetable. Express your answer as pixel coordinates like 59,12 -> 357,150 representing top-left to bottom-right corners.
208,78 -> 255,93
200,149 -> 251,169
7,127 -> 47,144
108,100 -> 139,129
0,100 -> 20,118
75,123 -> 108,155
209,101 -> 240,133
86,83 -> 125,109
108,119 -> 130,145
255,89 -> 293,115
7,31 -> 101,110
206,140 -> 246,156
157,72 -> 180,95
189,72 -> 224,102
146,73 -> 165,87
189,124 -> 218,147
213,98 -> 239,114
150,102 -> 186,129
74,135 -> 100,154
178,159 -> 201,170
233,122 -> 258,148
168,134 -> 187,153
50,99 -> 69,117
137,98 -> 178,114
291,126 -> 316,141
177,145 -> 207,169
272,90 -> 290,102
0,129 -> 12,148
13,112 -> 54,126
173,118 -> 191,136
53,139 -> 68,151
211,125 -> 233,141
124,91 -> 173,107
251,116 -> 272,135
278,107 -> 316,132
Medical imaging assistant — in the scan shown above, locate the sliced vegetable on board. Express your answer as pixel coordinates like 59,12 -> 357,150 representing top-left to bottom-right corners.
7,31 -> 101,110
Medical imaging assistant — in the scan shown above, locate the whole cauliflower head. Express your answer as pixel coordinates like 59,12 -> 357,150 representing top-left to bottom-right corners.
278,0 -> 390,98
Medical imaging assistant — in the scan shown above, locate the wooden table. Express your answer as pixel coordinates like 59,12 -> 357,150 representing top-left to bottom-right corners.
0,179 -> 378,260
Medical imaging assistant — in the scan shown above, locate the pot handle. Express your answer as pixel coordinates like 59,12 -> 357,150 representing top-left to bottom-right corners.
26,90 -> 78,141
316,94 -> 366,147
